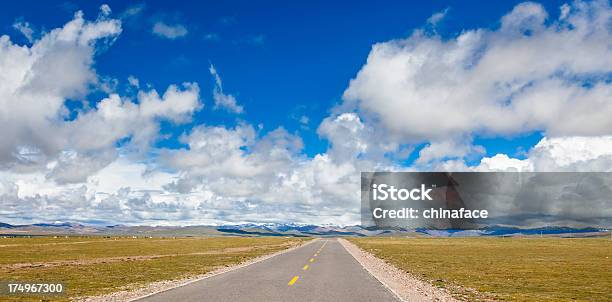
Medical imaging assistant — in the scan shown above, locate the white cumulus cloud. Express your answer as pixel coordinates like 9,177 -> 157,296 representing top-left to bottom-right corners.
0,7 -> 201,184
343,0 -> 612,142
12,20 -> 34,42
152,21 -> 188,39
209,64 -> 244,114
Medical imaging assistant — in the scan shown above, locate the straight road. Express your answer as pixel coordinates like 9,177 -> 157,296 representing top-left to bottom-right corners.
136,238 -> 399,302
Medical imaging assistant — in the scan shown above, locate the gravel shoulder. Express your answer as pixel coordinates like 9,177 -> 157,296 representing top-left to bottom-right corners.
338,238 -> 458,302
75,239 -> 317,302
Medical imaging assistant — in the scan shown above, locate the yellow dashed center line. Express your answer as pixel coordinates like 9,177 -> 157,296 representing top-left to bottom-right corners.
288,240 -> 328,286
288,276 -> 299,286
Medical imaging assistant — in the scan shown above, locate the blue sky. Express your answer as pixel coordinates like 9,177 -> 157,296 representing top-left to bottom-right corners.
2,0 -> 612,225
2,0 -> 563,159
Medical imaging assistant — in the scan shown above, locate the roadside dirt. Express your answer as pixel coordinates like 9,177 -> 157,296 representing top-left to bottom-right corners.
2,244 -> 285,270
0,240 -> 117,248
339,238 -> 459,302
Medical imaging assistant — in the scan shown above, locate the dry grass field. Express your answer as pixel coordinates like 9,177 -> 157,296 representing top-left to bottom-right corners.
0,236 -> 305,301
350,237 -> 612,302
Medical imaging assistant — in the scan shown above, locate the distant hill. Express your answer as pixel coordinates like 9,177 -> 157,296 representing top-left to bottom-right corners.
0,222 -> 15,228
415,226 -> 606,238
0,221 -> 608,238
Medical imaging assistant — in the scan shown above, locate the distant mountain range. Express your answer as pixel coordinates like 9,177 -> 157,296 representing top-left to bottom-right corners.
0,221 -> 608,238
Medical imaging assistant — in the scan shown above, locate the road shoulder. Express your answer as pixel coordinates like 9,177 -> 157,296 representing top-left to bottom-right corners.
338,238 -> 458,302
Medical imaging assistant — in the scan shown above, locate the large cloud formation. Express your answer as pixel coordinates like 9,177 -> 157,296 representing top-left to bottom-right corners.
0,9 -> 200,181
0,8 -> 204,224
2,2 -> 612,226
343,0 -> 612,162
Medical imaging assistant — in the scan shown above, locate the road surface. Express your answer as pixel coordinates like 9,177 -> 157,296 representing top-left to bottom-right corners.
136,238 -> 399,302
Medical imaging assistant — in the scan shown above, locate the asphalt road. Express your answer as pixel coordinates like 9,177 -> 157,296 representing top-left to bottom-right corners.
136,238 -> 399,302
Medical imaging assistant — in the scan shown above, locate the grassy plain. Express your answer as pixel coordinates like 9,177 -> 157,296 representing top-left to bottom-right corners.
0,236 -> 305,301
350,237 -> 611,302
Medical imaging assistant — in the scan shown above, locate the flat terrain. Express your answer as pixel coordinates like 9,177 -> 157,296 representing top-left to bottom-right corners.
0,236 -> 304,301
137,239 -> 398,302
350,237 -> 612,302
